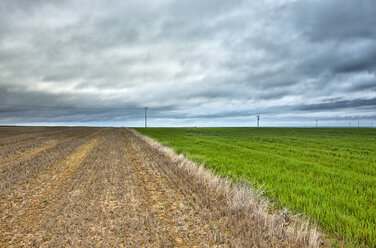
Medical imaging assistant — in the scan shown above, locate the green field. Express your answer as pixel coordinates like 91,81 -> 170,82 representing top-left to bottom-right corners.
135,127 -> 376,247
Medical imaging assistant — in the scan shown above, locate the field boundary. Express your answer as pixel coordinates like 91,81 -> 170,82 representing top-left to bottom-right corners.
130,128 -> 325,248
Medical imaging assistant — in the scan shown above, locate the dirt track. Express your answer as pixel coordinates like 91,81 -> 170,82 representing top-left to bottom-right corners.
0,127 -> 322,247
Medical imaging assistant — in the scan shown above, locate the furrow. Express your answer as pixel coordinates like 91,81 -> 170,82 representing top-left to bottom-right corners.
0,130 -> 93,167
0,131 -> 104,247
0,129 -> 102,193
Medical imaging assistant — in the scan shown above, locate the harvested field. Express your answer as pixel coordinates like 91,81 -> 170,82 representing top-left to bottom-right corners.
0,127 -> 322,247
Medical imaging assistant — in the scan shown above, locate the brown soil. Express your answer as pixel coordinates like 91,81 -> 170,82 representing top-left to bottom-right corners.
0,127 -> 323,247
0,128 -> 94,167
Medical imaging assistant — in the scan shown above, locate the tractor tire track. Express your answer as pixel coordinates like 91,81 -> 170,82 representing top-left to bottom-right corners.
0,127 -> 76,146
0,129 -> 95,167
0,131 -> 104,247
0,129 -> 102,192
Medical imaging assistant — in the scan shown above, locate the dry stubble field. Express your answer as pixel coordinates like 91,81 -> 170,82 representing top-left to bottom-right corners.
0,127 -> 322,247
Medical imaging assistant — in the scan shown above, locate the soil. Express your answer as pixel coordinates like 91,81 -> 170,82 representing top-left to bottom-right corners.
0,127 -> 320,247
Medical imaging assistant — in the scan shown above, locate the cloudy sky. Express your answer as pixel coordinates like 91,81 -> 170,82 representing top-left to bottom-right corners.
0,0 -> 375,127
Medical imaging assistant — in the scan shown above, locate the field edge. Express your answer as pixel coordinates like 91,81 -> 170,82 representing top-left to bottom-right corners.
130,128 -> 326,248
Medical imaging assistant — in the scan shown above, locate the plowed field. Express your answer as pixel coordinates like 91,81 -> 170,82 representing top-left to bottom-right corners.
0,127 -> 322,247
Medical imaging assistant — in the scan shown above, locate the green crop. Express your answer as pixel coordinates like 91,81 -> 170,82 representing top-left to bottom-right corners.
135,127 -> 376,247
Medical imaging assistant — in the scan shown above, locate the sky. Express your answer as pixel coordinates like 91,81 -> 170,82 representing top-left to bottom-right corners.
0,0 -> 375,127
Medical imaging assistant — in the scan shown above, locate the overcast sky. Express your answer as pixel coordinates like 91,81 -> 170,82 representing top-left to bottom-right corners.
0,0 -> 375,127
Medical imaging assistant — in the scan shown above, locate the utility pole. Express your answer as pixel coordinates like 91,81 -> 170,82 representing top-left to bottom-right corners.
349,121 -> 351,128
257,115 -> 260,128
144,107 -> 148,128
358,121 -> 359,128
315,119 -> 318,128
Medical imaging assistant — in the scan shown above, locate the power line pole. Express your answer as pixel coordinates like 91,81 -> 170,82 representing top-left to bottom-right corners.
358,121 -> 359,128
144,107 -> 148,128
315,119 -> 318,128
349,121 -> 351,128
257,115 -> 260,128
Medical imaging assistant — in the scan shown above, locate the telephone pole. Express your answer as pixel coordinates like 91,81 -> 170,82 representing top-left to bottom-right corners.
144,107 -> 148,128
315,119 -> 318,128
257,115 -> 260,128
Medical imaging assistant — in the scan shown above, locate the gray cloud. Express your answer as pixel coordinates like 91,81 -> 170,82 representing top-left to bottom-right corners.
293,0 -> 376,41
0,0 -> 375,127
298,97 -> 376,111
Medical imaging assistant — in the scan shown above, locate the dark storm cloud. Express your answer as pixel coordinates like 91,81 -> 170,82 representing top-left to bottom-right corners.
0,0 -> 375,126
298,97 -> 376,111
333,47 -> 376,74
293,0 -> 376,41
